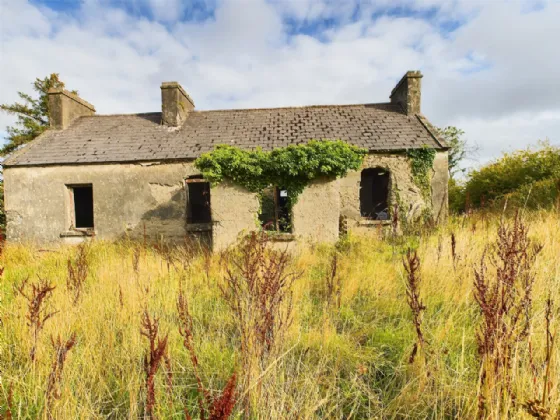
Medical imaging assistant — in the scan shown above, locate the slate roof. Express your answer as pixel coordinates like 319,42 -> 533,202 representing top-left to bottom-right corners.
3,102 -> 446,167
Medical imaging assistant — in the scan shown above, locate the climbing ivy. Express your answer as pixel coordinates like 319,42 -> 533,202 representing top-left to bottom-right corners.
406,147 -> 436,199
194,140 -> 367,206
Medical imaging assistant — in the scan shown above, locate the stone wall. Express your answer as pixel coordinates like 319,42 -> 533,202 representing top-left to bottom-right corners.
4,152 -> 447,248
431,151 -> 449,223
340,153 -> 427,234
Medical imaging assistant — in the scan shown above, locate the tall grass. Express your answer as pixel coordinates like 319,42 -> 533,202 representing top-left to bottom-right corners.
0,210 -> 560,418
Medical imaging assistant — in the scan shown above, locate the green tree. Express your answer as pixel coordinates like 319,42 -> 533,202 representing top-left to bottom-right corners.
435,126 -> 475,179
0,73 -> 73,156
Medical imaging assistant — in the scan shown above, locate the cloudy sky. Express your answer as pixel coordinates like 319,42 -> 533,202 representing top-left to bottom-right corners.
1,0 -> 559,169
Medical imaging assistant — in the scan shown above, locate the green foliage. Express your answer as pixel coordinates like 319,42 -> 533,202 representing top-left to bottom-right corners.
434,126 -> 473,179
465,142 -> 560,209
0,73 -> 74,156
448,177 -> 466,214
406,147 -> 436,198
194,140 -> 367,205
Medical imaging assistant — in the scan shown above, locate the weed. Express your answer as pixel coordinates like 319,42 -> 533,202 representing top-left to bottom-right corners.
0,383 -> 13,420
473,213 -> 543,418
140,310 -> 170,419
403,248 -> 427,364
324,252 -> 342,310
45,332 -> 77,419
14,277 -> 58,361
219,232 -> 300,416
178,289 -> 237,419
66,243 -> 89,304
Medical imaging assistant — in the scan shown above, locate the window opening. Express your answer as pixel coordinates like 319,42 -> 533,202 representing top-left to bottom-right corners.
71,185 -> 94,229
360,168 -> 390,220
186,177 -> 211,223
259,186 -> 291,233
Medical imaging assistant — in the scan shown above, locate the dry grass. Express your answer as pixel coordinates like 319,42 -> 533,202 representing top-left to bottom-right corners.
1,210 -> 560,418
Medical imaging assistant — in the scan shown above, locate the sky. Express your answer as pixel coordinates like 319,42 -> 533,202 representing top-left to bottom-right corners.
0,0 -> 559,170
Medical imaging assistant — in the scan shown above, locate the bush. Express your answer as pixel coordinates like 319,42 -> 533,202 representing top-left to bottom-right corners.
464,143 -> 560,209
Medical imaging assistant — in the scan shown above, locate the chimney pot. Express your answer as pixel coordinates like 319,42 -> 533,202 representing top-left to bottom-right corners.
161,82 -> 194,127
48,89 -> 96,129
390,70 -> 423,115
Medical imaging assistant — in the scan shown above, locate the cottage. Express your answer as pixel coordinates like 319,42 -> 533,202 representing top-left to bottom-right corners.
3,71 -> 448,249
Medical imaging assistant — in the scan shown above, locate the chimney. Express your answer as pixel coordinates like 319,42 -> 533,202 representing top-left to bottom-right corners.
390,70 -> 423,115
160,82 -> 195,127
48,89 -> 96,129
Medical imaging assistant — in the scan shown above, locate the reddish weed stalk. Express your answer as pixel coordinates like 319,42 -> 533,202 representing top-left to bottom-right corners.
523,297 -> 557,419
451,232 -> 458,270
177,289 -> 237,419
14,277 -> 58,362
220,232 -> 300,416
325,252 -> 342,310
66,243 -> 89,304
403,249 -> 427,364
0,383 -> 13,420
473,213 -> 542,418
45,332 -> 77,419
140,310 -> 171,419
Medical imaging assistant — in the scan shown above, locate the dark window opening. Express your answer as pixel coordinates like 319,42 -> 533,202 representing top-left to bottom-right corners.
186,179 -> 211,224
72,185 -> 94,228
360,168 -> 390,220
259,187 -> 291,233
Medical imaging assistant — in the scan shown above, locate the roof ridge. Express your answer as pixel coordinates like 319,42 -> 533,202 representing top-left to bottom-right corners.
77,102 -> 399,118
194,102 -> 396,113
80,112 -> 162,118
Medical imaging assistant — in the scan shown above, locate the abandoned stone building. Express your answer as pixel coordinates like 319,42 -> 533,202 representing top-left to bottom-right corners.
3,71 -> 448,249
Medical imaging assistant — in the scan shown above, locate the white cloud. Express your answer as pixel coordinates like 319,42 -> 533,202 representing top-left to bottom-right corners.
0,0 -> 559,166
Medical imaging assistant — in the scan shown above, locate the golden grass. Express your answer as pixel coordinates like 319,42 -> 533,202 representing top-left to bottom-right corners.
1,210 -> 559,418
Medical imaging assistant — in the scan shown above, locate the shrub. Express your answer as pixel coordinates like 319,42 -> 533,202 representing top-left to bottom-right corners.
465,143 -> 560,209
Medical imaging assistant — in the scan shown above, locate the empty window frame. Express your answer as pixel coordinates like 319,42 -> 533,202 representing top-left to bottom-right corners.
186,177 -> 212,224
360,168 -> 390,220
69,184 -> 94,229
259,186 -> 291,233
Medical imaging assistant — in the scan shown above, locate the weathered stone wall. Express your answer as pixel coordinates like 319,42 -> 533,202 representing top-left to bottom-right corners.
340,153 -> 427,234
431,151 -> 449,223
4,152 -> 447,248
292,177 -> 340,244
389,71 -> 422,115
48,89 -> 96,129
210,180 -> 259,250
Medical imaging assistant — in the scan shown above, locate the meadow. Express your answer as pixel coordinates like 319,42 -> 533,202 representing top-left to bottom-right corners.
0,210 -> 559,419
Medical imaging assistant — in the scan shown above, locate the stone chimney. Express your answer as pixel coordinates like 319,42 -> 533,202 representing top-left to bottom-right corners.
389,70 -> 423,115
160,82 -> 195,127
48,89 -> 96,129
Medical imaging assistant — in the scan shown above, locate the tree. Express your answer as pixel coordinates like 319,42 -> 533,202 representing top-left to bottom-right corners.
0,73 -> 74,156
435,126 -> 476,179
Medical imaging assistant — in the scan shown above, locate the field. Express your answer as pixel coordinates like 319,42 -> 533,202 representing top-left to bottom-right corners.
1,211 -> 559,419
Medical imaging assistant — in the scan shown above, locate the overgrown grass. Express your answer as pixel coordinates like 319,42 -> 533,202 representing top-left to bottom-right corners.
1,210 -> 560,418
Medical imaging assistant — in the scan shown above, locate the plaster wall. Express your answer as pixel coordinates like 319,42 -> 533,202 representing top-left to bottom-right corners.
340,153 -> 427,234
4,152 -> 448,248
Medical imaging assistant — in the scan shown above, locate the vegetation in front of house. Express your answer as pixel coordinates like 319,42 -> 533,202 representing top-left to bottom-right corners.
194,141 -> 367,202
1,210 -> 560,418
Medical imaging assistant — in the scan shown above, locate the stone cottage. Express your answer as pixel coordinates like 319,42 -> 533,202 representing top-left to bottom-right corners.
3,71 -> 448,249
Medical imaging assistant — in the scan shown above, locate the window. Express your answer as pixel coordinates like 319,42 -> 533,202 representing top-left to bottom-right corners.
259,186 -> 291,233
69,185 -> 94,229
186,177 -> 211,223
360,168 -> 390,220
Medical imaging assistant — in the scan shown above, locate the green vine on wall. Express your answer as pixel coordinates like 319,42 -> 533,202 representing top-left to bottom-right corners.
194,140 -> 367,207
406,147 -> 436,199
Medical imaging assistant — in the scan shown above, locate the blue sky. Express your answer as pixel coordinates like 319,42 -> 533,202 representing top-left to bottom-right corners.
1,0 -> 560,167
